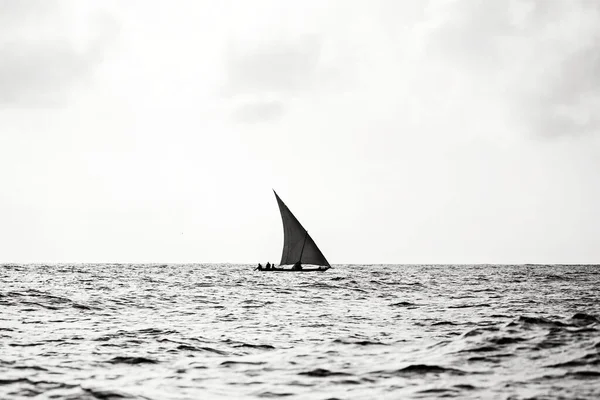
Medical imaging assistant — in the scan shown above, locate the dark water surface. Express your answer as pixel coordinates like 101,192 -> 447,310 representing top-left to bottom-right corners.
1,264 -> 599,399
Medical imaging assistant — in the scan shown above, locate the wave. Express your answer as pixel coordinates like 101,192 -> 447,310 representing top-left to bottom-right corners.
221,360 -> 266,366
547,353 -> 600,368
431,321 -> 458,326
571,313 -> 599,325
256,391 -> 295,398
299,368 -> 352,377
0,377 -> 78,391
230,343 -> 275,350
389,301 -> 418,307
449,303 -> 491,308
373,364 -> 471,376
82,387 -> 139,399
2,264 -> 599,399
566,370 -> 600,379
333,339 -> 388,346
95,328 -> 179,342
107,356 -> 158,365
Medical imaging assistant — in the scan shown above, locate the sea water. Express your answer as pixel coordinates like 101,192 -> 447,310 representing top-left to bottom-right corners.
1,264 -> 599,399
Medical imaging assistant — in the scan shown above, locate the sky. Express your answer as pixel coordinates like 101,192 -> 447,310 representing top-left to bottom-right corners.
1,0 -> 599,264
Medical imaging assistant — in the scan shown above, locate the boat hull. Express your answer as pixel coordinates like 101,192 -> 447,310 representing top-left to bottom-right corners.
256,267 -> 329,272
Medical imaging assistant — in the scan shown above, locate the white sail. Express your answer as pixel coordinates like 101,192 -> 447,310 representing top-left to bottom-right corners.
273,191 -> 330,267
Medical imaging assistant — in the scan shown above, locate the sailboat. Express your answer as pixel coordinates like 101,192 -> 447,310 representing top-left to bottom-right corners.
257,190 -> 331,272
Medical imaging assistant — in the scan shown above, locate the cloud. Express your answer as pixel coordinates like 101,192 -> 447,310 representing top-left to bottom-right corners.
426,0 -> 600,138
225,34 -> 323,95
526,37 -> 600,138
223,33 -> 341,122
231,99 -> 285,123
0,1 -> 118,107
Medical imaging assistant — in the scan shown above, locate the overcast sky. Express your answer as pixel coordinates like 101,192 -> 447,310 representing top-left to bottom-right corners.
1,0 -> 599,264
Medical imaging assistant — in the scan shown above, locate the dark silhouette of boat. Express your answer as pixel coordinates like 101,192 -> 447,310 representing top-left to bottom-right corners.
256,190 -> 331,272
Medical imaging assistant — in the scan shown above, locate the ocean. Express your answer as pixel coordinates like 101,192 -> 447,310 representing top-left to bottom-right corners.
1,264 -> 599,399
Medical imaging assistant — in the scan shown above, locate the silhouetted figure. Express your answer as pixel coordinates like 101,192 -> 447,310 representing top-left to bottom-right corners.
256,263 -> 263,270
266,262 -> 271,269
292,261 -> 302,270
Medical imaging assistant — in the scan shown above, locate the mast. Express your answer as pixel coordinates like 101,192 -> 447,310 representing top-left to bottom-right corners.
298,230 -> 308,263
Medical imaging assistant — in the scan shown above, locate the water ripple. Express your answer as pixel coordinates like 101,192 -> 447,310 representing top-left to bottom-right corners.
0,263 -> 599,399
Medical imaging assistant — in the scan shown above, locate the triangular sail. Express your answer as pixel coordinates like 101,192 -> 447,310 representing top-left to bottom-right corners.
274,191 -> 330,267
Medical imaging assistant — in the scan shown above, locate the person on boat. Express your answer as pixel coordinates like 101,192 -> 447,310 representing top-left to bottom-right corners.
266,262 -> 271,269
256,263 -> 263,270
292,261 -> 303,270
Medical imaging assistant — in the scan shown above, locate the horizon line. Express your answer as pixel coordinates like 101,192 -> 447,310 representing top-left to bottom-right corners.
1,262 -> 598,266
